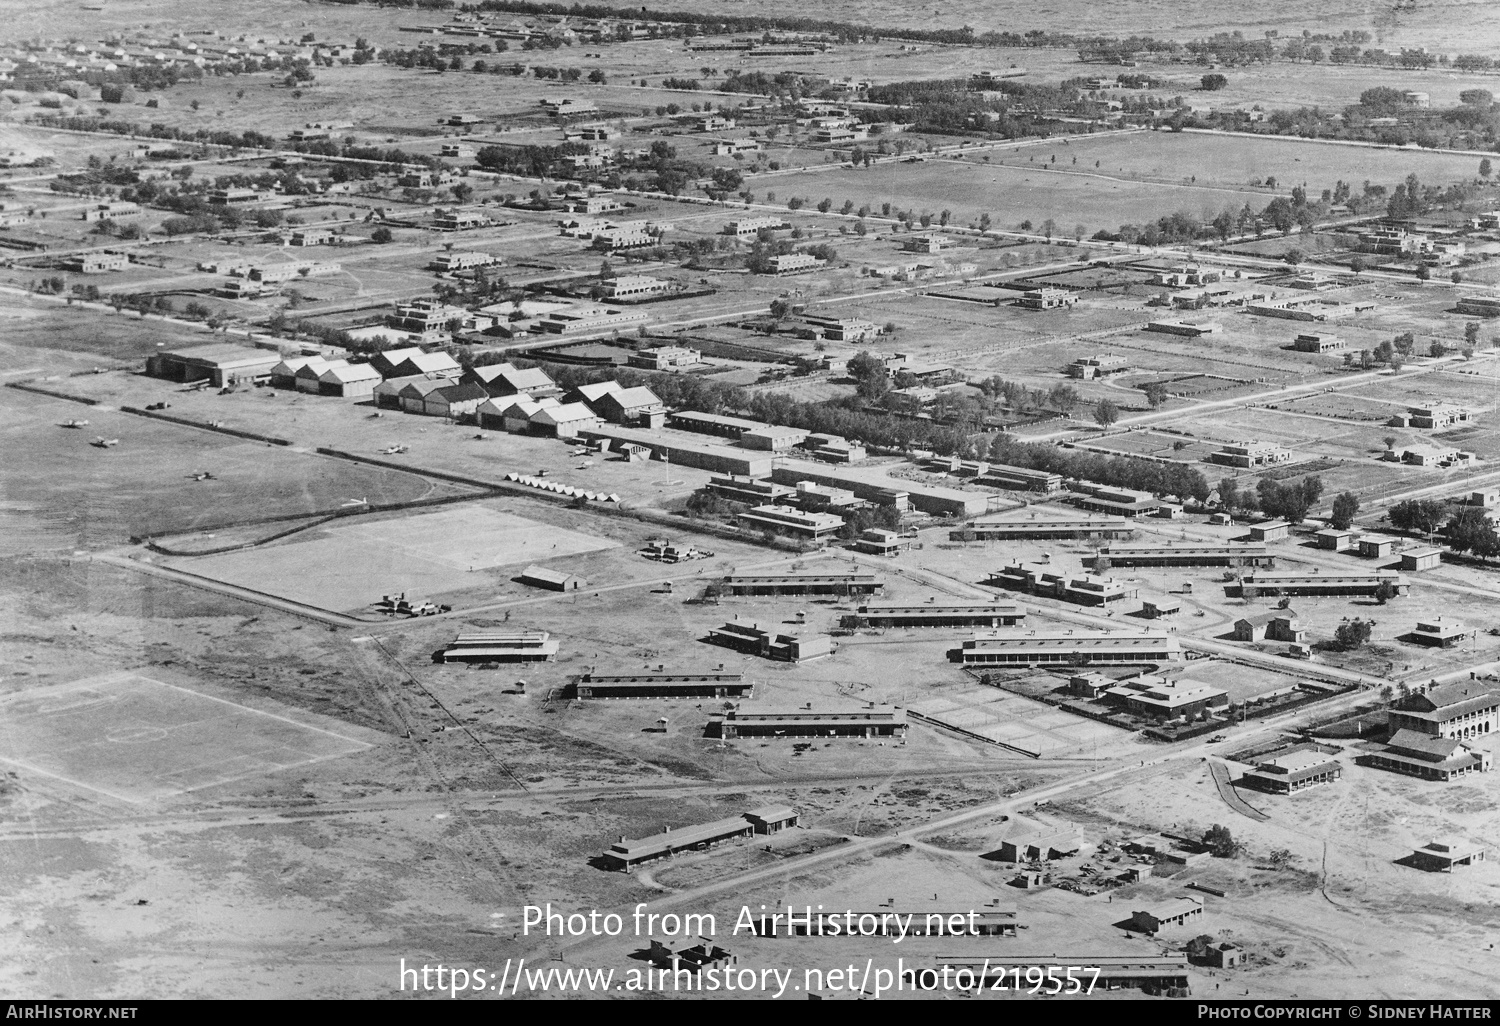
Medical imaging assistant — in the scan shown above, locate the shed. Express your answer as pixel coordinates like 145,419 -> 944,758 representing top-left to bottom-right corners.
1400,547 -> 1443,572
1357,536 -> 1395,559
1141,596 -> 1182,618
1315,529 -> 1356,551
1128,896 -> 1204,935
518,565 -> 587,591
1248,520 -> 1289,543
744,805 -> 799,833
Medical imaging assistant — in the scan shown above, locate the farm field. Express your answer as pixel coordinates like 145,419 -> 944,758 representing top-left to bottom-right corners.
556,0 -> 1500,53
754,153 -> 1271,238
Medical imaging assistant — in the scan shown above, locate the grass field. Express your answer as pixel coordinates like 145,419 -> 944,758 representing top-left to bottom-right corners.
754,132 -> 1491,239
172,505 -> 620,612
0,671 -> 370,803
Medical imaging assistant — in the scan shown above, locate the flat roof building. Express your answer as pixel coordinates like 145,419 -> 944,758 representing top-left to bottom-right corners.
957,630 -> 1181,668
741,425 -> 811,451
599,806 -> 798,869
145,344 -> 280,388
850,528 -> 903,556
1209,441 -> 1292,469
1401,547 -> 1443,572
974,464 -> 1064,493
986,564 -> 1138,606
706,621 -> 835,663
738,504 -> 845,540
1232,570 -> 1407,599
1070,484 -> 1167,518
1409,839 -> 1485,873
953,514 -> 1131,541
846,602 -> 1024,629
1248,520 -> 1291,542
1101,544 -> 1272,567
930,955 -> 1189,994
1410,617 -> 1473,648
440,631 -> 559,663
1128,896 -> 1204,935
579,426 -> 775,477
719,704 -> 907,739
722,573 -> 882,597
575,670 -> 751,700
668,410 -> 765,440
1017,287 -> 1078,310
1100,674 -> 1228,719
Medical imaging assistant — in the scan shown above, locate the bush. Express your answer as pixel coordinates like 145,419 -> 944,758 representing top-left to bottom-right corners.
1333,619 -> 1373,650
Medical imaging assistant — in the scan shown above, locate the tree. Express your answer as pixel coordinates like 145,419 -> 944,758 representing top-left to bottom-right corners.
1334,618 -> 1373,651
1462,89 -> 1495,108
1393,332 -> 1416,357
846,350 -> 889,400
1041,218 -> 1057,241
1283,248 -> 1304,266
1374,579 -> 1399,605
370,226 -> 393,244
1465,322 -> 1481,346
1330,491 -> 1360,530
1388,499 -> 1447,536
1482,158 -> 1494,180
1201,73 -> 1229,91
1186,934 -> 1216,962
1218,477 -> 1240,511
1444,506 -> 1500,558
1093,399 -> 1120,428
1203,824 -> 1238,857
1142,381 -> 1170,408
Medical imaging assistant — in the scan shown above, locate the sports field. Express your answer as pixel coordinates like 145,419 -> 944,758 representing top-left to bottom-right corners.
907,681 -> 1125,756
0,673 -> 370,804
171,505 -> 620,612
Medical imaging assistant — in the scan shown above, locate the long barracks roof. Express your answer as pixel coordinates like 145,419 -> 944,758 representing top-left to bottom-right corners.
1104,544 -> 1268,556
581,671 -> 746,683
726,705 -> 906,723
609,815 -> 754,859
857,602 -> 1022,615
1242,570 -> 1403,584
724,574 -> 880,584
963,630 -> 1177,650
